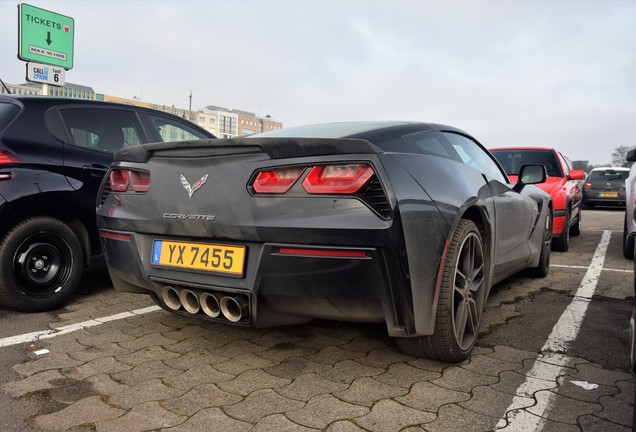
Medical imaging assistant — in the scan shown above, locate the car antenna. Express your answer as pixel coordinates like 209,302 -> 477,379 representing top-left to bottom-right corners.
0,78 -> 12,94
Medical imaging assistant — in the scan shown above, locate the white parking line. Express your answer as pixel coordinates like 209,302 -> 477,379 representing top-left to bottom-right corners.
0,305 -> 161,348
551,264 -> 632,273
496,230 -> 612,430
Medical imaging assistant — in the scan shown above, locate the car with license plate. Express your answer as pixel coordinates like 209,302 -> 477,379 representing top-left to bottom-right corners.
583,167 -> 629,210
490,147 -> 585,252
0,95 -> 214,312
97,121 -> 553,362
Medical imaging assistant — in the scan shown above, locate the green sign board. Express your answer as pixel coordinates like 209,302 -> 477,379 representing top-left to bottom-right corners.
18,3 -> 74,70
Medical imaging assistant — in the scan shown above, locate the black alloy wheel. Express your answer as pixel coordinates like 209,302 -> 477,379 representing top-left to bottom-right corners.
0,216 -> 83,312
396,219 -> 486,363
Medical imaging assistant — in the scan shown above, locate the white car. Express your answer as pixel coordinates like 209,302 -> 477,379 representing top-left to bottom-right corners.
623,149 -> 636,258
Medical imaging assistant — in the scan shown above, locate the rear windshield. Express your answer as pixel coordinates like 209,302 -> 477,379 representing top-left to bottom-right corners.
0,102 -> 20,131
491,149 -> 562,177
588,170 -> 629,181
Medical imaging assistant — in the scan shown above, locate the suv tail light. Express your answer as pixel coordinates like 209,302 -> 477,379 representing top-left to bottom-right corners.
109,168 -> 150,192
0,150 -> 19,180
251,163 -> 375,195
0,150 -> 19,166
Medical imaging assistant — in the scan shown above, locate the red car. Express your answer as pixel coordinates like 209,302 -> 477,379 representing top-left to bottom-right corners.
490,147 -> 585,252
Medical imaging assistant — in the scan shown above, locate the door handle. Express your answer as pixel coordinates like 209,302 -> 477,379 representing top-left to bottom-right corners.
82,164 -> 108,177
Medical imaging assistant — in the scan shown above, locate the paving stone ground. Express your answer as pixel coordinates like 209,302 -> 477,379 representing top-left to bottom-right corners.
1,224 -> 634,431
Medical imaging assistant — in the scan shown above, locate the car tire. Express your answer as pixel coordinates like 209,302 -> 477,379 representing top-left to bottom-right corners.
570,208 -> 581,237
395,219 -> 486,363
530,209 -> 552,278
624,214 -> 634,260
0,216 -> 83,312
552,210 -> 570,252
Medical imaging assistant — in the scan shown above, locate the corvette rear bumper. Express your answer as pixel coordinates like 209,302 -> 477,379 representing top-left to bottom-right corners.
100,230 -> 414,337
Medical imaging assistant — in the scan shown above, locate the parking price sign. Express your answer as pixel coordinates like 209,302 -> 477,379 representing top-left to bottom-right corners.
18,3 -> 74,70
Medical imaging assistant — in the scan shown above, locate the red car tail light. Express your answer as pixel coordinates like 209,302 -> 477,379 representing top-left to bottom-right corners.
109,168 -> 150,192
302,163 -> 374,194
583,181 -> 592,189
109,169 -> 130,192
253,167 -> 305,193
129,170 -> 151,192
0,150 -> 19,166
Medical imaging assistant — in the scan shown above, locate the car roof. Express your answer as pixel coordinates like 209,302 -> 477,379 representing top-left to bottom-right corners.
0,94 -> 136,109
590,166 -> 630,171
250,121 -> 466,140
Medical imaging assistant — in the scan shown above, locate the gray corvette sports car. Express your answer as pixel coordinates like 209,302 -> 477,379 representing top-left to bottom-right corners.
96,121 -> 552,362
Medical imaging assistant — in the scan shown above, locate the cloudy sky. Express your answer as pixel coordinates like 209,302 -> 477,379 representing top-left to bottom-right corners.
1,0 -> 635,165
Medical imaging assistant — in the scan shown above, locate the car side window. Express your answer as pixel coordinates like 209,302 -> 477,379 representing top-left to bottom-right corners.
60,108 -> 145,153
147,115 -> 210,142
442,132 -> 507,182
374,130 -> 461,162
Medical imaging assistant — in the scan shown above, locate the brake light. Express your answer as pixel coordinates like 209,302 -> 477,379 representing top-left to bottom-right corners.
109,168 -> 150,192
110,169 -> 129,191
303,164 -> 374,194
0,150 -> 19,166
253,167 -> 304,193
129,170 -> 150,192
583,181 -> 592,189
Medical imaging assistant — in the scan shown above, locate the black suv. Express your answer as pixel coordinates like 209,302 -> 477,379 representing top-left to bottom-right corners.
0,95 -> 214,312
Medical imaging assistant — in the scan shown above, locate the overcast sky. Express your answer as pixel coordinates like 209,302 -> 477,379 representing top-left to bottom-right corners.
1,0 -> 635,165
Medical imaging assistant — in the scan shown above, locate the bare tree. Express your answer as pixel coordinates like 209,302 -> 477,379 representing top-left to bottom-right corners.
611,146 -> 632,167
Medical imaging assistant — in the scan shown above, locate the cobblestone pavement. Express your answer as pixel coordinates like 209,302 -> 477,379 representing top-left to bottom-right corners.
1,217 -> 634,431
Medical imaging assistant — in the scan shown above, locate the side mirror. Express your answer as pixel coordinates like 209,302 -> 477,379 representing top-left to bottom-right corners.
513,164 -> 547,193
627,148 -> 636,163
569,169 -> 586,180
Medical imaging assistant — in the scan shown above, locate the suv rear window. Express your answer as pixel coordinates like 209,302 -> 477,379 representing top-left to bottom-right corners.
0,102 -> 20,131
588,170 -> 629,181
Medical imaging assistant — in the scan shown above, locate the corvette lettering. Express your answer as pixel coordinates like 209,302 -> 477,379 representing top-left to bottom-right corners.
163,214 -> 216,221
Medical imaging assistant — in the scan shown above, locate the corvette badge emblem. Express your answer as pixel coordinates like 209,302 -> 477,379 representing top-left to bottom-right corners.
180,174 -> 209,198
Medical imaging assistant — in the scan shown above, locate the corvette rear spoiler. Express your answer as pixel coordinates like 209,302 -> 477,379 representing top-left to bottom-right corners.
115,137 -> 383,163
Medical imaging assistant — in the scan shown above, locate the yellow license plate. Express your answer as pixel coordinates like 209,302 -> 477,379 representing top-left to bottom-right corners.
599,192 -> 618,197
151,240 -> 245,275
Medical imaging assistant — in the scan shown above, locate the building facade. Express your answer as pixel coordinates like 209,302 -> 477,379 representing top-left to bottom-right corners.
1,81 -> 283,136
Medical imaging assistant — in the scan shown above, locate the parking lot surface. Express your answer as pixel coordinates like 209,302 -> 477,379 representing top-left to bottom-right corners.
0,209 -> 633,431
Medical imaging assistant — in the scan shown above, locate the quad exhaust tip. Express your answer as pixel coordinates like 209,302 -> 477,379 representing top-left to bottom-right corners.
220,295 -> 249,323
160,285 -> 249,323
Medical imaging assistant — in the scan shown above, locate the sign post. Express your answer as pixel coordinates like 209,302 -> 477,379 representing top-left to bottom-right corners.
18,3 -> 74,72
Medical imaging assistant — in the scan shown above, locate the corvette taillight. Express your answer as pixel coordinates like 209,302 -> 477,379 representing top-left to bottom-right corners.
109,168 -> 150,192
252,163 -> 376,195
303,164 -> 374,194
253,167 -> 305,193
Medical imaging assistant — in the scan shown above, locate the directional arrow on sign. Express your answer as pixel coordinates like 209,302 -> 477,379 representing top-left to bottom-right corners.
45,31 -> 52,46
